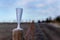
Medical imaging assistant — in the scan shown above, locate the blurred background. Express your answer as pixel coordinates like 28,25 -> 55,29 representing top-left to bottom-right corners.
0,0 -> 60,40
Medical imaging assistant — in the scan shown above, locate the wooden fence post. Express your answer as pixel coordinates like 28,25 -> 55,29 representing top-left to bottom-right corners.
24,21 -> 35,40
12,28 -> 23,40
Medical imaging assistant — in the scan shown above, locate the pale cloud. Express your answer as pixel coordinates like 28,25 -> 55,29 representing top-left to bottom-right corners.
36,3 -> 46,8
13,0 -> 36,8
58,6 -> 60,8
45,0 -> 57,4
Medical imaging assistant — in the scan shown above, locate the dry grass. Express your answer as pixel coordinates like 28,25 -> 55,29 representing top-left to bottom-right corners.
0,23 -> 31,40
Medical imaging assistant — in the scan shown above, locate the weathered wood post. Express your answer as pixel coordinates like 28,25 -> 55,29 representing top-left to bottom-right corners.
12,8 -> 23,40
12,28 -> 23,40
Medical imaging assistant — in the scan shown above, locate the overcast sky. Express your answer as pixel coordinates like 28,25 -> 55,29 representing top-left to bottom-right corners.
0,0 -> 60,22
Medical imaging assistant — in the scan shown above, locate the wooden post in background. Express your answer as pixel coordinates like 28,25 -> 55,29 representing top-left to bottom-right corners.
12,29 -> 23,40
24,21 -> 35,40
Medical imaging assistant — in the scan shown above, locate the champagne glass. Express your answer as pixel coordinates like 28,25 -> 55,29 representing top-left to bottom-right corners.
16,8 -> 23,30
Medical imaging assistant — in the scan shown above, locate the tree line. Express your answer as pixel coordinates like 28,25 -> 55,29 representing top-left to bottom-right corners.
37,16 -> 60,23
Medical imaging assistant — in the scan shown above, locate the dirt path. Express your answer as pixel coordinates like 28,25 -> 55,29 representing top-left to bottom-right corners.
35,23 -> 60,40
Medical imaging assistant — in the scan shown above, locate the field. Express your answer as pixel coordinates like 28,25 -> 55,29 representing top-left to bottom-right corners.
0,22 -> 60,40
0,23 -> 31,40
